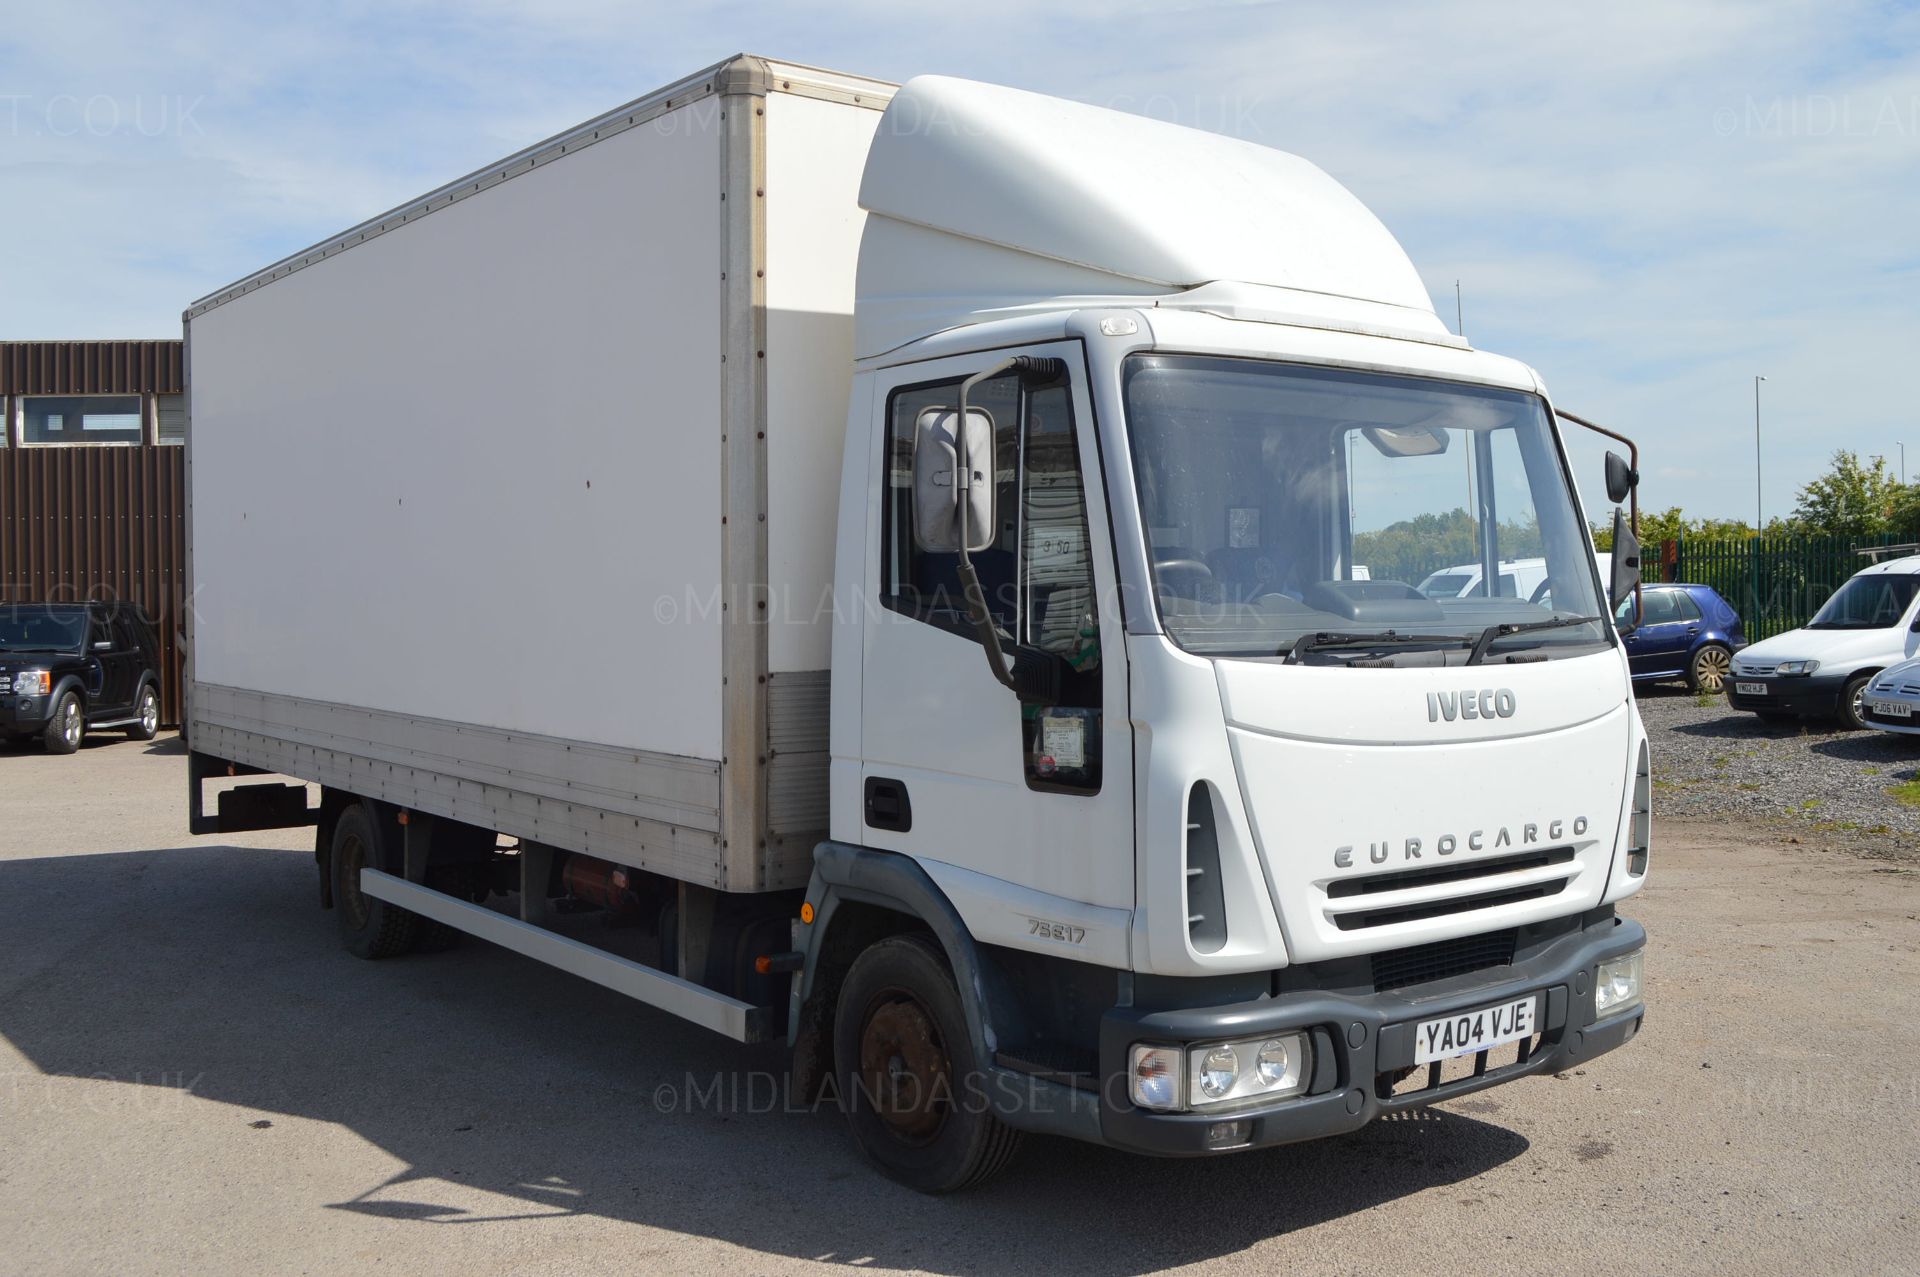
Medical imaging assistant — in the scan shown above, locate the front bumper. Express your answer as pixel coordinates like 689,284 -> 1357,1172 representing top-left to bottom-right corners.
1092,911 -> 1645,1156
0,696 -> 52,733
1724,670 -> 1847,717
1861,690 -> 1920,734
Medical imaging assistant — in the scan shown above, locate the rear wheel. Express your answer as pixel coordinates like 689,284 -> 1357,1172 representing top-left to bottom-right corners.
1837,673 -> 1872,731
834,933 -> 1022,1193
43,692 -> 83,755
331,804 -> 419,959
1687,644 -> 1732,694
128,684 -> 160,740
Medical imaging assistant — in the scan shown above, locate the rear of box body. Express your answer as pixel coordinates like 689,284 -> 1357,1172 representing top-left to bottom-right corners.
186,59 -> 891,892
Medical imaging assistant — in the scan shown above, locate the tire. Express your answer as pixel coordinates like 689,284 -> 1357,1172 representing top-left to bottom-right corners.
833,932 -> 1023,1193
411,920 -> 463,954
42,692 -> 83,755
330,804 -> 419,959
128,683 -> 160,741
1687,644 -> 1732,694
1837,673 -> 1872,731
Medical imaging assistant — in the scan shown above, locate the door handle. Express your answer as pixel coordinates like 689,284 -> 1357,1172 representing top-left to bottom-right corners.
864,777 -> 912,833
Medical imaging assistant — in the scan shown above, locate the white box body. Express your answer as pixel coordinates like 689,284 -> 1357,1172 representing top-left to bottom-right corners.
187,57 -> 891,891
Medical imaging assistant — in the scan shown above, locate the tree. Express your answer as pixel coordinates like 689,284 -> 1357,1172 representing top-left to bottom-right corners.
1889,484 -> 1920,542
1592,506 -> 1754,551
1790,450 -> 1900,539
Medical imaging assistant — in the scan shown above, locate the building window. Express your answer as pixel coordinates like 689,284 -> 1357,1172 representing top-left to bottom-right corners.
0,396 -> 8,446
156,394 -> 186,445
20,395 -> 145,445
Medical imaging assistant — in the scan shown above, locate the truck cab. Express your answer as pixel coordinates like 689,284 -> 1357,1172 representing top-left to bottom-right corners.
797,74 -> 1649,1184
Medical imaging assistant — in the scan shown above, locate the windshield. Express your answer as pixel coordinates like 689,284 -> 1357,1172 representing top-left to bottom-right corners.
1807,574 -> 1920,629
1123,356 -> 1608,664
0,606 -> 88,653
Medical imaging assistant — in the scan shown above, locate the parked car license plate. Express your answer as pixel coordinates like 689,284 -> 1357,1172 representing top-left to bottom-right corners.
1735,681 -> 1768,696
1872,699 -> 1912,718
1414,994 -> 1538,1064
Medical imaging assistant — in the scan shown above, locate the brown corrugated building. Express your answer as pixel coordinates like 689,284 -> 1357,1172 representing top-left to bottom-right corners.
0,339 -> 187,725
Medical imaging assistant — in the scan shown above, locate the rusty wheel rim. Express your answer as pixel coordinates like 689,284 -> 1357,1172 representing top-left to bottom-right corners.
858,992 -> 951,1144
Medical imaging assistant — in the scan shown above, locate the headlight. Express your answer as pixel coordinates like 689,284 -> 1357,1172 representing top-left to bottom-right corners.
11,669 -> 50,697
1131,1034 -> 1311,1112
1777,660 -> 1819,676
1595,951 -> 1644,1019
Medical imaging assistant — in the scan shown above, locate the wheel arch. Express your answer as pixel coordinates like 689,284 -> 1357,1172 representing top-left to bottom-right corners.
791,842 -> 1021,1100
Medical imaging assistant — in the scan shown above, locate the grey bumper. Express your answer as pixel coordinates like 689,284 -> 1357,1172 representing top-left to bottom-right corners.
1088,912 -> 1646,1156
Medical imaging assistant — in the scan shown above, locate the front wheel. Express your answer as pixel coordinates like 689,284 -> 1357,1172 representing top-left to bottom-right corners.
43,692 -> 83,755
833,933 -> 1023,1193
1687,644 -> 1732,694
1837,674 -> 1873,731
128,684 -> 160,740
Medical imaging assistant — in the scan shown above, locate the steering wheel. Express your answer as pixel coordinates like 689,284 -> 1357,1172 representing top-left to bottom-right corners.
1154,558 -> 1213,595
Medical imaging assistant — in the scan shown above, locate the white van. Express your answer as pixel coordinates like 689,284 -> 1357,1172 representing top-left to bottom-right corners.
1725,555 -> 1920,729
1418,557 -> 1550,601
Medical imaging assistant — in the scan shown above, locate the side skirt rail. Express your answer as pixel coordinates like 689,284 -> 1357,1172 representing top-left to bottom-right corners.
358,869 -> 773,1043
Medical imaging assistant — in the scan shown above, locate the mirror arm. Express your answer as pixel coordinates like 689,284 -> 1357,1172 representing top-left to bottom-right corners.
953,355 -> 1070,698
1558,407 -> 1643,615
954,358 -> 1024,695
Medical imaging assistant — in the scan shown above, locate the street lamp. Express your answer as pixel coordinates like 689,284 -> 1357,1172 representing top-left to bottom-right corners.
1753,375 -> 1766,626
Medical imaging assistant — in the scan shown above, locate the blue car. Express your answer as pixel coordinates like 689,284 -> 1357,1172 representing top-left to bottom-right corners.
1614,583 -> 1747,692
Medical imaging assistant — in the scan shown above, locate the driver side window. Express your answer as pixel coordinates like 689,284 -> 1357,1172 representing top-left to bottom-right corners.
879,367 -> 1104,792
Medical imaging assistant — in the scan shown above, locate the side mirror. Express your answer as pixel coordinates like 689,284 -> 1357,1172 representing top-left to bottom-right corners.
911,407 -> 996,553
1609,508 -> 1641,610
1605,451 -> 1637,505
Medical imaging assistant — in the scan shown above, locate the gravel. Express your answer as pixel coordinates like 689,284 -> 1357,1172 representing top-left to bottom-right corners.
1638,684 -> 1920,858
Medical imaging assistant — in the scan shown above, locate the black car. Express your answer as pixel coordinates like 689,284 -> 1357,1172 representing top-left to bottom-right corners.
0,602 -> 163,753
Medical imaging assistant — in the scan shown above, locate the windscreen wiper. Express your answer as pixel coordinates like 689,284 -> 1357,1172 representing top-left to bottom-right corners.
1285,630 -> 1477,664
1467,615 -> 1603,665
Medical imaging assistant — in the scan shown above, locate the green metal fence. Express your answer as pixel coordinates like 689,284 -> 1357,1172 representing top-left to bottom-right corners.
1667,534 -> 1914,641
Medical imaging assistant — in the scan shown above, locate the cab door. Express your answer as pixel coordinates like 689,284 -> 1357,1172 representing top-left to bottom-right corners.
855,343 -> 1133,948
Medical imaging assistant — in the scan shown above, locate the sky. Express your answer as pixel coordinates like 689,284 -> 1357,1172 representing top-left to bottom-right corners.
1,0 -> 1915,523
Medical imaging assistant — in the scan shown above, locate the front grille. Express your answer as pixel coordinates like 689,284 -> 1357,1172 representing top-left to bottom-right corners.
1370,929 -> 1518,993
1328,848 -> 1574,899
1328,846 -> 1576,931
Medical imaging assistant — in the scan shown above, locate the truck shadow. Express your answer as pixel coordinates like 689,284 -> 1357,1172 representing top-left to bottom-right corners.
0,845 -> 1529,1274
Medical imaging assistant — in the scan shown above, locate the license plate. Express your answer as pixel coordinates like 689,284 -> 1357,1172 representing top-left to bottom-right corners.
1872,699 -> 1911,718
1735,681 -> 1767,696
1413,994 -> 1538,1064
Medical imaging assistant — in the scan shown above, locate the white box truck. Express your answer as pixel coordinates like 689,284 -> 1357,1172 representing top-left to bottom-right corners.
184,54 -> 1652,1192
